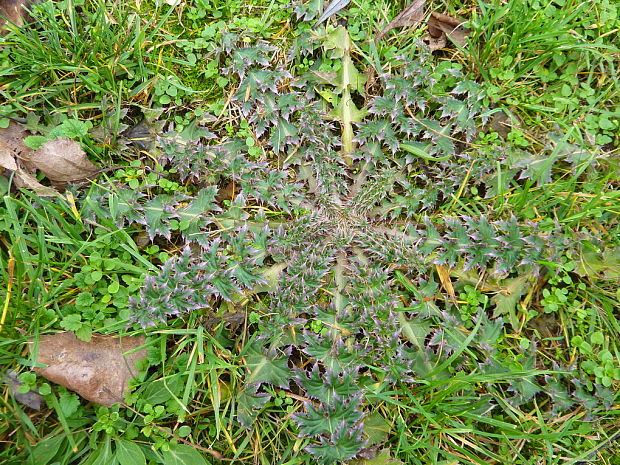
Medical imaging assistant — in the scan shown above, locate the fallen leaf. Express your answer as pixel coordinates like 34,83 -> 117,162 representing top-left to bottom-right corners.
27,138 -> 98,186
0,140 -> 18,170
215,181 -> 235,203
376,0 -> 425,42
428,12 -> 462,31
435,264 -> 457,302
0,0 -> 29,30
426,12 -> 469,48
425,33 -> 447,51
13,168 -> 59,196
0,120 -> 33,163
2,370 -> 42,410
32,332 -> 147,406
375,5 -> 468,50
1,121 -> 98,192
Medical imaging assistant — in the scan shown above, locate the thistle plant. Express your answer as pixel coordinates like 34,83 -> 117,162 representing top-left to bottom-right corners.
93,26 -> 615,463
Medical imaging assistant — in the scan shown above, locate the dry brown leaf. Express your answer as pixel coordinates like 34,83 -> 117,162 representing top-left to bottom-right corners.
215,181 -> 235,204
0,120 -> 33,164
1,121 -> 98,194
32,332 -> 147,406
1,122 -> 98,191
13,168 -> 59,196
0,140 -> 18,170
0,0 -> 29,30
424,32 -> 447,51
427,12 -> 469,48
435,264 -> 457,303
376,0 -> 425,42
29,138 -> 99,185
430,12 -> 462,29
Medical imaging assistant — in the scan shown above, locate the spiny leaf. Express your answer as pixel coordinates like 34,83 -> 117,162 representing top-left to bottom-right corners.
228,44 -> 276,78
270,118 -> 299,153
295,396 -> 364,438
246,348 -> 292,388
306,424 -> 365,463
140,195 -> 177,240
177,186 -> 220,244
298,365 -> 359,403
236,384 -> 270,428
507,355 -> 542,405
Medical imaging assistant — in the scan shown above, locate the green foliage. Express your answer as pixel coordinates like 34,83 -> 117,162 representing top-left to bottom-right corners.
115,22 -> 616,463
457,285 -> 489,324
0,0 -> 166,116
467,0 -> 619,141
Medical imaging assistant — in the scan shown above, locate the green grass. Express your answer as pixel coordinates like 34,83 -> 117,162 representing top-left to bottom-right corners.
1,0 -> 619,464
466,0 -> 619,143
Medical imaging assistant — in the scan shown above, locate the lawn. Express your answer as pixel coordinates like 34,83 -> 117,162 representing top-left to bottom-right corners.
0,0 -> 618,464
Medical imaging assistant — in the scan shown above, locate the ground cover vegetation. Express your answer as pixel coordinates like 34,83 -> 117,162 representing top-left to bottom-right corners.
0,0 -> 618,464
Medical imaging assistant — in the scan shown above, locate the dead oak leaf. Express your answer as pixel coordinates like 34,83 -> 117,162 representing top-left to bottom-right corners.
32,332 -> 147,406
